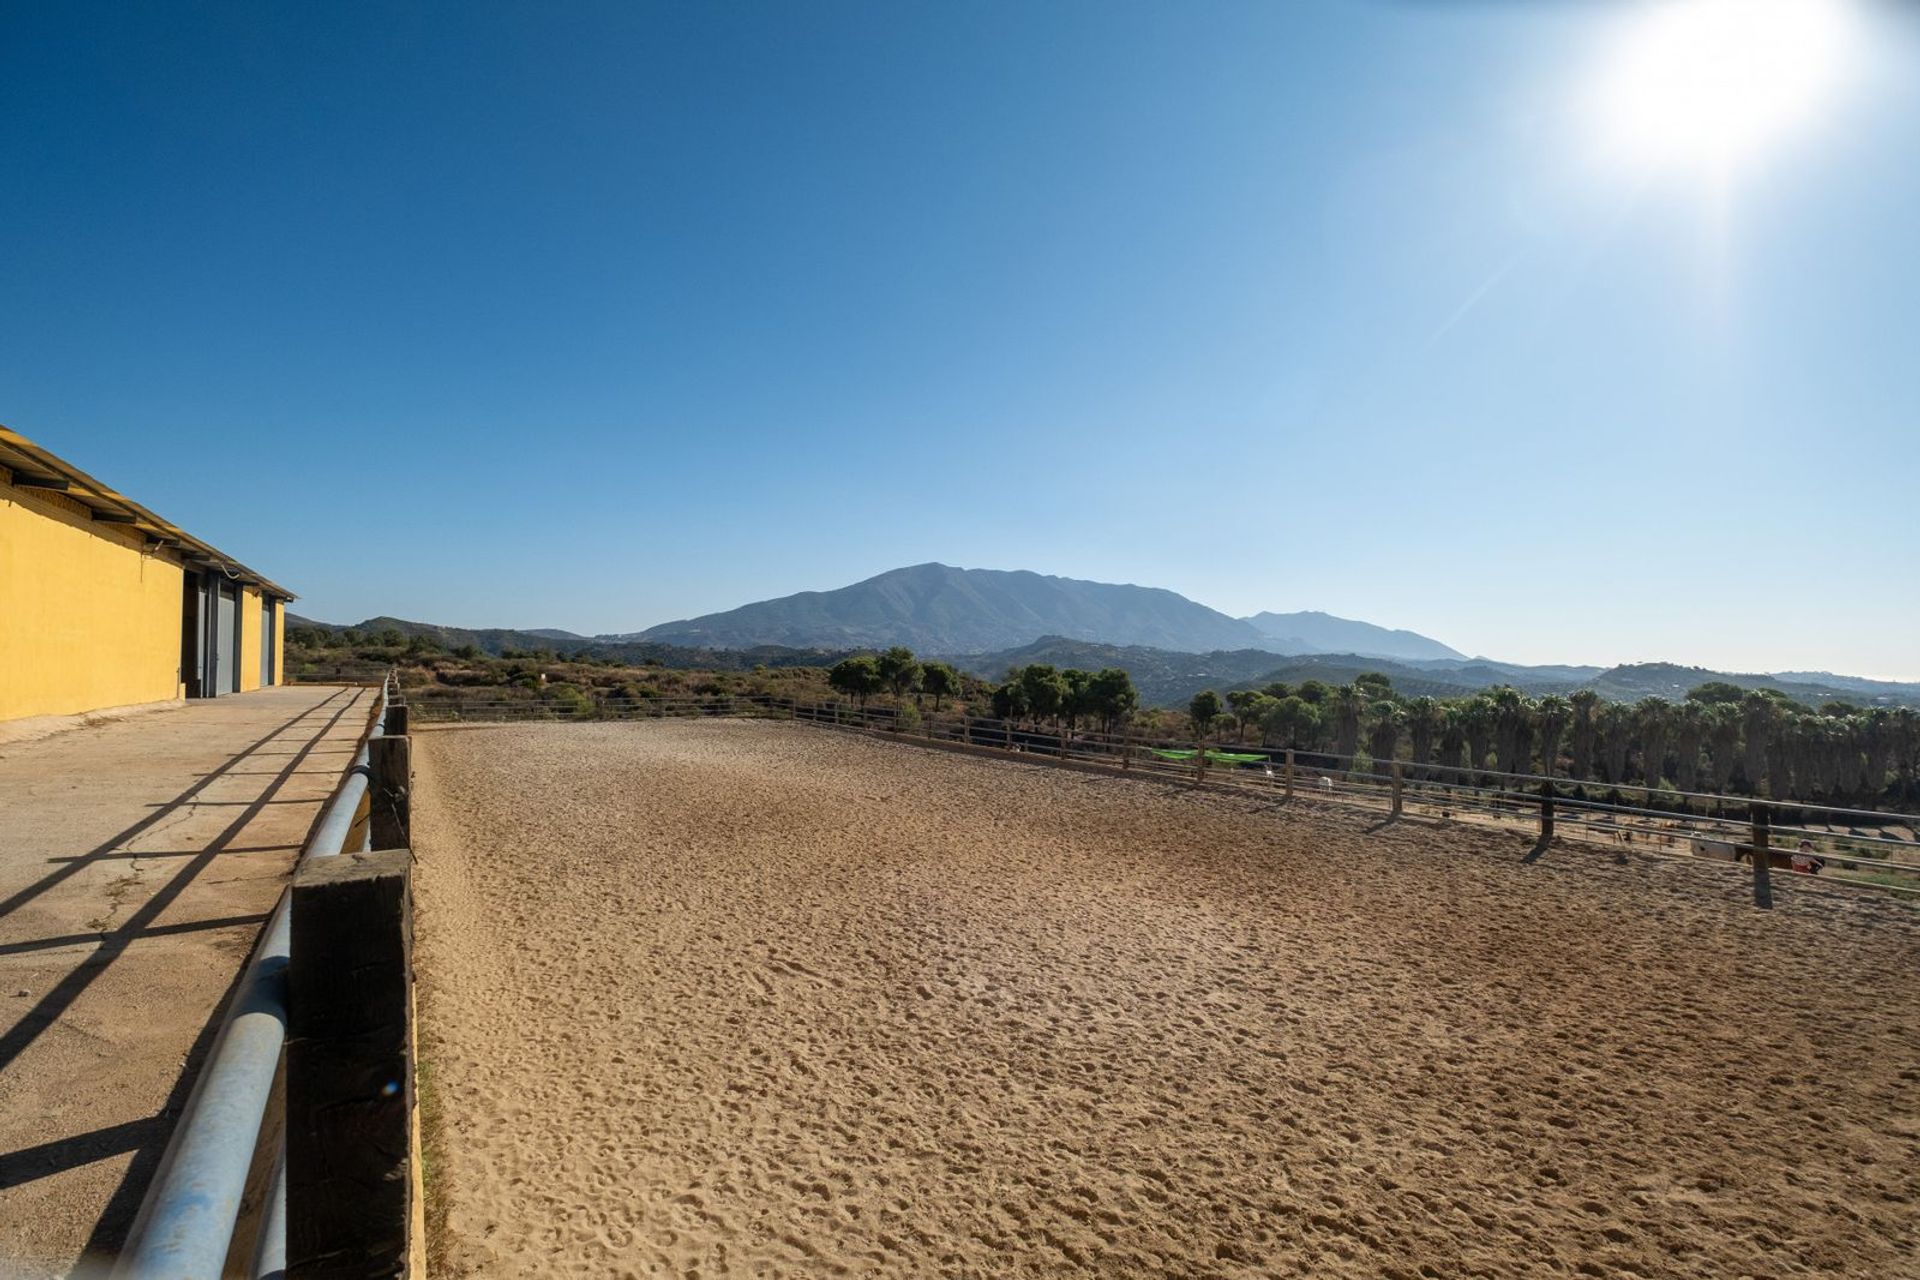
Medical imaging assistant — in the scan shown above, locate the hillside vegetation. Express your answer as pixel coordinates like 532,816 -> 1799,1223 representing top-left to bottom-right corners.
288,622 -> 1919,810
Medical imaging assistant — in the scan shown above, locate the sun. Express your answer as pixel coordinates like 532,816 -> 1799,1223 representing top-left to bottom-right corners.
1587,0 -> 1858,177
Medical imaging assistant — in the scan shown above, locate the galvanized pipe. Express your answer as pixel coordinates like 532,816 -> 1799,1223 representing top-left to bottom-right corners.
249,1138 -> 286,1280
113,906 -> 290,1277
115,679 -> 389,1278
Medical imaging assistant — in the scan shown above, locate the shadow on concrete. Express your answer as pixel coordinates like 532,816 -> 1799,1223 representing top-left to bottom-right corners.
0,690 -> 356,1075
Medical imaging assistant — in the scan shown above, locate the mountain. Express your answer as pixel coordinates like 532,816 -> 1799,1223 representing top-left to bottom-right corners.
1241,610 -> 1463,662
636,563 -> 1273,654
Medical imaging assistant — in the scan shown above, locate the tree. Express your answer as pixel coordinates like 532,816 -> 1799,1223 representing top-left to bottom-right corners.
1489,687 -> 1528,775
1059,669 -> 1097,733
1017,664 -> 1067,725
1599,702 -> 1633,784
1295,680 -> 1330,705
1535,696 -> 1570,778
1261,696 -> 1320,750
876,647 -> 922,700
1686,681 -> 1746,706
1704,703 -> 1742,791
1366,701 -> 1403,775
1354,672 -> 1395,700
1261,681 -> 1293,702
1568,690 -> 1601,781
1190,690 -> 1223,738
1330,684 -> 1367,758
1226,690 -> 1268,741
1407,697 -> 1445,775
1633,697 -> 1671,790
1740,691 -> 1780,793
1086,668 -> 1139,734
990,680 -> 1029,723
1670,702 -> 1706,792
920,661 -> 960,711
1459,697 -> 1496,773
828,655 -> 883,709
1438,705 -> 1469,773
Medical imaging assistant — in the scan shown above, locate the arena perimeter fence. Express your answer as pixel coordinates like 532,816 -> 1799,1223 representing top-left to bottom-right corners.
117,676 -> 418,1278
411,690 -> 1920,907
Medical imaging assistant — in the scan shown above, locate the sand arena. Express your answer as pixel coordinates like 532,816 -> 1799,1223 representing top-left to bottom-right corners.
412,719 -> 1919,1278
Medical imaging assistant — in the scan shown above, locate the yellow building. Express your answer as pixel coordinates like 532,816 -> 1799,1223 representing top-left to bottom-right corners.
1,426 -> 295,723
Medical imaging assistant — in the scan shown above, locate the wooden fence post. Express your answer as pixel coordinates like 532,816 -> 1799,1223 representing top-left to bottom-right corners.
960,717 -> 971,746
1539,779 -> 1555,840
1750,802 -> 1773,909
287,848 -> 414,1278
1285,749 -> 1295,800
383,702 -> 408,736
368,736 -> 411,852
1391,761 -> 1404,818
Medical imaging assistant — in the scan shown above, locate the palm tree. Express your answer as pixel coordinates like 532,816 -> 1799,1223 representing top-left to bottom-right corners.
1740,692 -> 1779,794
1535,696 -> 1570,778
1704,703 -> 1742,792
1568,690 -> 1601,781
1366,701 -> 1403,777
1330,684 -> 1367,759
1633,697 -> 1671,792
1459,696 -> 1496,775
1490,687 -> 1527,775
1438,705 -> 1469,774
1893,708 -> 1920,804
1407,697 -> 1445,778
1599,702 -> 1633,784
1862,708 -> 1896,804
1670,702 -> 1706,793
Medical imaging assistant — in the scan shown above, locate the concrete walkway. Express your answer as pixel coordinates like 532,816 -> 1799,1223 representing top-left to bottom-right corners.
0,684 -> 376,1278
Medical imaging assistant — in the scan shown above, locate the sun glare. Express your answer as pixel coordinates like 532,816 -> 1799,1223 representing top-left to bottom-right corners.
1589,0 -> 1857,178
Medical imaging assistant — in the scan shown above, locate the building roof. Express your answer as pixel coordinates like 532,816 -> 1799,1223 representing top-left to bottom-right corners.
0,425 -> 296,601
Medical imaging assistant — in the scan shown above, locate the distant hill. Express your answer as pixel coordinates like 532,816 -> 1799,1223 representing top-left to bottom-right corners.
636,563 -> 1274,654
954,640 -> 1920,710
288,613 -> 849,672
1241,610 -> 1463,662
1577,662 -> 1919,707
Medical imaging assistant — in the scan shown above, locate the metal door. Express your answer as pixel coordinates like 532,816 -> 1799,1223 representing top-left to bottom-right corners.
260,599 -> 275,686
215,583 -> 237,695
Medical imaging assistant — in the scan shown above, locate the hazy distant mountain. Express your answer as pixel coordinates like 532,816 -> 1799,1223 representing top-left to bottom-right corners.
636,563 -> 1273,654
955,640 -> 1920,710
1242,610 -> 1463,662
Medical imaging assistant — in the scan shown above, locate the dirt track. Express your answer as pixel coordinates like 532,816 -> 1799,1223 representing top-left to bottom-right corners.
413,719 -> 1920,1278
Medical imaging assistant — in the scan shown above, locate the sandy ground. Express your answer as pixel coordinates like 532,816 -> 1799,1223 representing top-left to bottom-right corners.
413,720 -> 1920,1279
0,685 -> 375,1277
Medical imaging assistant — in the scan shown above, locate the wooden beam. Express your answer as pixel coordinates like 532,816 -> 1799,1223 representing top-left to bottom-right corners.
10,473 -> 69,490
367,736 -> 411,851
287,848 -> 414,1278
90,509 -> 139,523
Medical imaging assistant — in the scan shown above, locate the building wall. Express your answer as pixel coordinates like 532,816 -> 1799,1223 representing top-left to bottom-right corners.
0,481 -> 187,721
272,598 -> 285,686
239,587 -> 263,692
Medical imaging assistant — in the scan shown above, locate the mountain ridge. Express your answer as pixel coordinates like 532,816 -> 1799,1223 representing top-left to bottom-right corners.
634,563 -> 1279,654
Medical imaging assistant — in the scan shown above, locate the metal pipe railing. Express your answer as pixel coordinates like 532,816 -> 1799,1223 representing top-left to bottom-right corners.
115,676 -> 391,1278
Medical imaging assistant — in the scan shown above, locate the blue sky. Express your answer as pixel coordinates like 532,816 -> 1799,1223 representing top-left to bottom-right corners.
4,2 -> 1916,677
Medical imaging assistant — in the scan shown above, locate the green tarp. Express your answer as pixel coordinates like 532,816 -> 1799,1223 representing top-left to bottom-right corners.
1147,749 -> 1271,765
